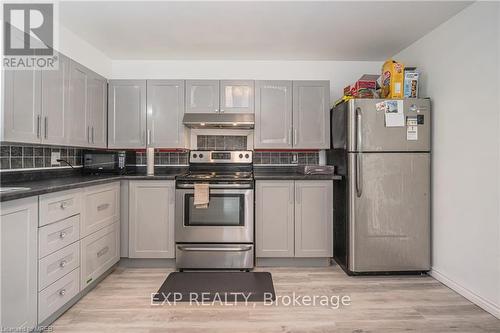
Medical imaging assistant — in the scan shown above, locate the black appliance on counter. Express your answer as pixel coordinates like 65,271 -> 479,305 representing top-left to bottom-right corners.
82,150 -> 136,175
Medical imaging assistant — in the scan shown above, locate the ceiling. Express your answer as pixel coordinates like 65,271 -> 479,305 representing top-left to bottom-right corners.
60,1 -> 472,61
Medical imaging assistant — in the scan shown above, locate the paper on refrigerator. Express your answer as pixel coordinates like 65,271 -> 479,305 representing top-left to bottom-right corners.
383,100 -> 405,127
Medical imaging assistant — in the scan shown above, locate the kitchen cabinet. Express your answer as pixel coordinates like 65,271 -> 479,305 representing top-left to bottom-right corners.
2,67 -> 42,143
254,80 -> 293,149
146,80 -> 186,148
128,181 -> 175,258
185,80 -> 219,113
81,182 -> 120,237
220,80 -> 254,114
292,81 -> 330,149
66,60 -> 90,147
108,80 -> 147,148
40,54 -> 70,145
255,180 -> 333,258
294,180 -> 333,257
255,181 -> 295,257
185,80 -> 254,114
0,197 -> 38,330
87,72 -> 107,148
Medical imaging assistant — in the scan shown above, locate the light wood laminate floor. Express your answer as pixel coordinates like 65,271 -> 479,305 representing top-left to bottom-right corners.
52,266 -> 500,333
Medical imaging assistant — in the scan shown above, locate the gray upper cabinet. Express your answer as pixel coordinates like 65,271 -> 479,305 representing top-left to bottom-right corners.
220,80 -> 254,114
185,80 -> 219,113
108,80 -> 147,149
254,80 -> 293,149
146,80 -> 186,148
2,68 -> 42,144
255,180 -> 295,257
66,60 -> 90,147
292,81 -> 330,149
294,180 -> 333,257
87,73 -> 107,148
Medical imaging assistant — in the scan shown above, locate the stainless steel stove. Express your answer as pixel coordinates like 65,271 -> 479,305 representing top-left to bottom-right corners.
175,151 -> 254,271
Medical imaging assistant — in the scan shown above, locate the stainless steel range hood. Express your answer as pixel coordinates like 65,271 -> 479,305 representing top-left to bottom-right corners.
183,113 -> 254,129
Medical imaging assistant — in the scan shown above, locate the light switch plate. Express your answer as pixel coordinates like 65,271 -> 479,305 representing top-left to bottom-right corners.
51,152 -> 61,166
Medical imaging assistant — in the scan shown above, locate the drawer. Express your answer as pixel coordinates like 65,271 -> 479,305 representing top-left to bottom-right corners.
39,215 -> 80,258
39,242 -> 80,290
39,189 -> 82,227
38,268 -> 80,323
80,222 -> 119,290
82,183 -> 120,237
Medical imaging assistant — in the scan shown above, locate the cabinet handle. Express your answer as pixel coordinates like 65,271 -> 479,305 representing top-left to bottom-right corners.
97,246 -> 109,258
288,128 -> 292,145
59,231 -> 67,239
147,129 -> 151,145
87,126 -> 90,143
44,117 -> 48,139
91,127 -> 94,144
97,203 -> 110,211
59,260 -> 67,268
36,115 -> 41,138
60,201 -> 68,209
293,129 -> 298,146
59,289 -> 66,296
215,108 -> 219,113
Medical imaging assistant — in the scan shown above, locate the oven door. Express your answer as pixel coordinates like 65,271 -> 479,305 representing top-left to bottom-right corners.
175,188 -> 254,243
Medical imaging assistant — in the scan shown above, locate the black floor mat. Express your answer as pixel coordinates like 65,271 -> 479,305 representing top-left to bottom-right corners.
153,271 -> 276,302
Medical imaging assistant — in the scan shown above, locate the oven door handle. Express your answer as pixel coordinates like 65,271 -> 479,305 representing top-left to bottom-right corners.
177,245 -> 253,252
176,183 -> 253,189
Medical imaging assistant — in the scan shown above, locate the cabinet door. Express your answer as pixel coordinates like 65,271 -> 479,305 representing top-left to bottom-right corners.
146,80 -> 186,148
129,181 -> 175,258
0,197 -> 38,330
108,80 -> 146,148
88,73 -> 107,148
41,53 -> 69,145
185,80 -> 219,113
66,60 -> 90,147
82,183 -> 120,238
3,68 -> 42,143
254,81 -> 293,149
255,180 -> 295,257
220,80 -> 254,114
292,81 -> 330,149
294,180 -> 333,257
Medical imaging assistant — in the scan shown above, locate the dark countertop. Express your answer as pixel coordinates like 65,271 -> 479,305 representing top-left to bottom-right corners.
0,168 -> 187,202
253,166 -> 342,181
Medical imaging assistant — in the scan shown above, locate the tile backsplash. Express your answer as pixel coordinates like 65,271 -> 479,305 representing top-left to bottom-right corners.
135,151 -> 189,166
197,135 -> 247,150
254,151 -> 319,165
0,144 -> 83,170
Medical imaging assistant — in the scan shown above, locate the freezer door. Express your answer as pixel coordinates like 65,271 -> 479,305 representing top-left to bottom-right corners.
348,152 -> 430,272
346,99 -> 431,152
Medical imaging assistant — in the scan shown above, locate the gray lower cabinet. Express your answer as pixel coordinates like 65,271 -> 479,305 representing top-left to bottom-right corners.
292,81 -> 330,149
66,60 -> 91,147
255,180 -> 333,258
146,80 -> 186,148
128,181 -> 175,258
294,180 -> 333,257
185,80 -> 220,113
255,181 -> 295,257
254,80 -> 293,149
2,68 -> 42,143
108,80 -> 147,148
0,197 -> 38,330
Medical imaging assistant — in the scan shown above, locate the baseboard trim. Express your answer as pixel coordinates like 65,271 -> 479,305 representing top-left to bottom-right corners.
430,268 -> 500,319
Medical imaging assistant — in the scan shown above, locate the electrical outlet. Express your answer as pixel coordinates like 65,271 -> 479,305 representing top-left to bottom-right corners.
291,153 -> 298,164
51,152 -> 61,166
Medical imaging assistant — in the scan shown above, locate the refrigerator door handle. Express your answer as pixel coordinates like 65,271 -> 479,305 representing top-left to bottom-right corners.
355,107 -> 363,197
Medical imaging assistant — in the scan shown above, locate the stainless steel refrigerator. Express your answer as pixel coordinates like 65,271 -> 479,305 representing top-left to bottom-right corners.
327,98 -> 431,275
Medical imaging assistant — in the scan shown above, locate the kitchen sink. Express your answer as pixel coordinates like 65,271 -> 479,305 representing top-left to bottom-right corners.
0,187 -> 31,193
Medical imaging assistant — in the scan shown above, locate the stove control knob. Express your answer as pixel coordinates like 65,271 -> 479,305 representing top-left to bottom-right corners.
239,154 -> 243,159
199,153 -> 204,158
245,154 -> 250,159
192,154 -> 197,158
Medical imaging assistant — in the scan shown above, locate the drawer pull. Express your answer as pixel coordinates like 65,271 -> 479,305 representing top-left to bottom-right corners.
60,201 -> 69,209
59,289 -> 66,296
59,231 -> 67,239
59,260 -> 67,268
97,203 -> 110,211
97,246 -> 109,258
